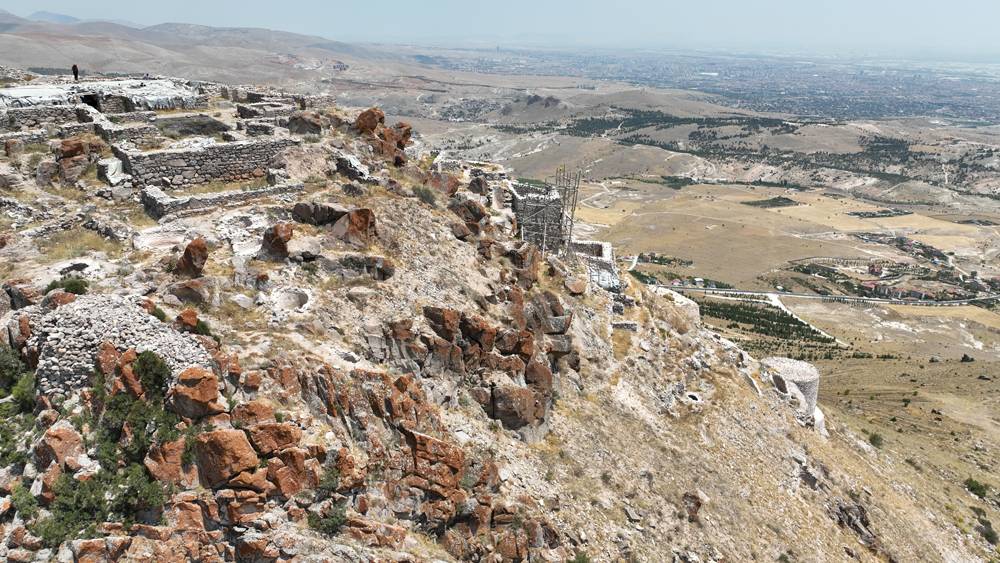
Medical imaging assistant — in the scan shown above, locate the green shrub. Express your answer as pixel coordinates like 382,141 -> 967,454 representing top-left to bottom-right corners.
868,432 -> 884,449
10,372 -> 36,414
0,345 -> 25,393
193,320 -> 214,338
571,553 -> 592,563
316,467 -> 340,498
11,482 -> 38,520
308,502 -> 347,536
44,277 -> 89,295
134,351 -> 170,401
151,307 -> 168,322
977,517 -> 998,545
413,186 -> 437,207
33,474 -> 107,547
965,477 -> 989,499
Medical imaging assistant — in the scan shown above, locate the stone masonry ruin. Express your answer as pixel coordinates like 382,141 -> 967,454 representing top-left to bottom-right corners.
509,167 -> 580,254
115,138 -> 299,187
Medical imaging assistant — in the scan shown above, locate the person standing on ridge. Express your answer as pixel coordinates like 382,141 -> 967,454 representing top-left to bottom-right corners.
71,64 -> 79,81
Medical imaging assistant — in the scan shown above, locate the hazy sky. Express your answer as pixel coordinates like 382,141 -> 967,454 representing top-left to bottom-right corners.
4,0 -> 1000,59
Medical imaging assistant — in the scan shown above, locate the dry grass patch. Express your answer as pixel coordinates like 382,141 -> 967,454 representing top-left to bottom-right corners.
174,177 -> 268,196
39,228 -> 122,261
611,328 -> 632,361
214,299 -> 265,333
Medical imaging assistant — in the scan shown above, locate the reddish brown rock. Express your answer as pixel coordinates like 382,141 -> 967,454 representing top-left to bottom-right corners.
330,209 -> 377,247
168,367 -> 225,419
34,422 -> 83,469
175,237 -> 208,277
564,276 -> 588,295
38,462 -> 63,504
495,329 -> 535,360
4,139 -> 23,158
450,221 -> 473,240
524,359 -> 553,395
41,290 -> 77,309
460,314 -> 498,351
57,138 -> 90,159
448,197 -> 489,225
354,107 -> 385,135
240,370 -> 263,391
95,341 -> 121,376
3,280 -> 41,309
508,242 -> 541,287
231,399 -> 275,426
194,429 -> 260,488
59,155 -> 89,184
287,110 -> 325,135
175,308 -> 199,331
489,386 -> 545,430
403,430 -> 464,495
228,468 -> 272,493
145,438 -> 198,487
345,516 -> 406,548
167,279 -> 211,305
247,422 -> 302,455
72,538 -> 110,563
115,348 -> 144,398
261,223 -> 294,258
374,121 -> 412,163
423,306 -> 462,342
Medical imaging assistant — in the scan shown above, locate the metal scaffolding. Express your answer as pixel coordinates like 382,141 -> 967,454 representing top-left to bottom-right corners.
511,166 -> 581,255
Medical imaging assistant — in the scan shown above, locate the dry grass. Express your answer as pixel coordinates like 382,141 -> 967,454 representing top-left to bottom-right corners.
611,329 -> 632,361
39,228 -> 122,261
214,299 -> 266,334
175,177 -> 268,196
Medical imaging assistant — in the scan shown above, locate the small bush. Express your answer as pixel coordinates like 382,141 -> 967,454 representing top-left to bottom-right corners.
11,482 -> 38,520
413,186 -> 437,207
965,477 -> 989,499
868,432 -> 884,449
571,554 -> 592,563
308,502 -> 347,536
150,307 -> 168,322
0,345 -> 25,393
134,351 -> 170,401
44,277 -> 88,295
193,320 -> 215,338
316,467 -> 340,498
10,372 -> 36,414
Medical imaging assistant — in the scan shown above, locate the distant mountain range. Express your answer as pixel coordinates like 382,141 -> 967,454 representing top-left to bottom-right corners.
27,10 -> 81,24
0,9 -> 378,85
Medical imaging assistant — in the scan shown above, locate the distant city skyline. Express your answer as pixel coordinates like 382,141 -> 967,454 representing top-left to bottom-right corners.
3,0 -> 1000,62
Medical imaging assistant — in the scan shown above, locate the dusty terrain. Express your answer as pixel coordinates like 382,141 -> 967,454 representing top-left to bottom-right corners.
0,15 -> 998,561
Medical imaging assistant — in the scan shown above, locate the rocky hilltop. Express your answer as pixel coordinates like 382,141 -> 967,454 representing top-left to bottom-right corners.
0,74 -> 992,562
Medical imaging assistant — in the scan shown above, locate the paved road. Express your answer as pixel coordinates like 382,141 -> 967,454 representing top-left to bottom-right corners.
654,285 -> 1000,307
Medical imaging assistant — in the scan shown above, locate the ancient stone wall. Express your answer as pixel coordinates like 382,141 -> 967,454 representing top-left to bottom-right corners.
510,183 -> 566,250
140,182 -> 304,218
95,122 -> 159,145
0,105 -> 80,132
116,138 -> 298,187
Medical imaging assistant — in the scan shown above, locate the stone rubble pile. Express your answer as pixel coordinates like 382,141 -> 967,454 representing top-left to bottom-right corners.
9,295 -> 212,395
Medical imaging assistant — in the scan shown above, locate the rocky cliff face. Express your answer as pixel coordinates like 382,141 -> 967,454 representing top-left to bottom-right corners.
0,86 -> 987,562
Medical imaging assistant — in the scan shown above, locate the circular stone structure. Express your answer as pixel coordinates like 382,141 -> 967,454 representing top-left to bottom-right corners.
760,357 -> 820,416
15,295 -> 212,396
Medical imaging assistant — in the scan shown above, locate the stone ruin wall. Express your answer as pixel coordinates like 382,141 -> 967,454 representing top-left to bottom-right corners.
0,105 -> 81,132
140,182 -> 304,219
115,138 -> 299,187
510,184 -> 566,250
95,122 -> 159,145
